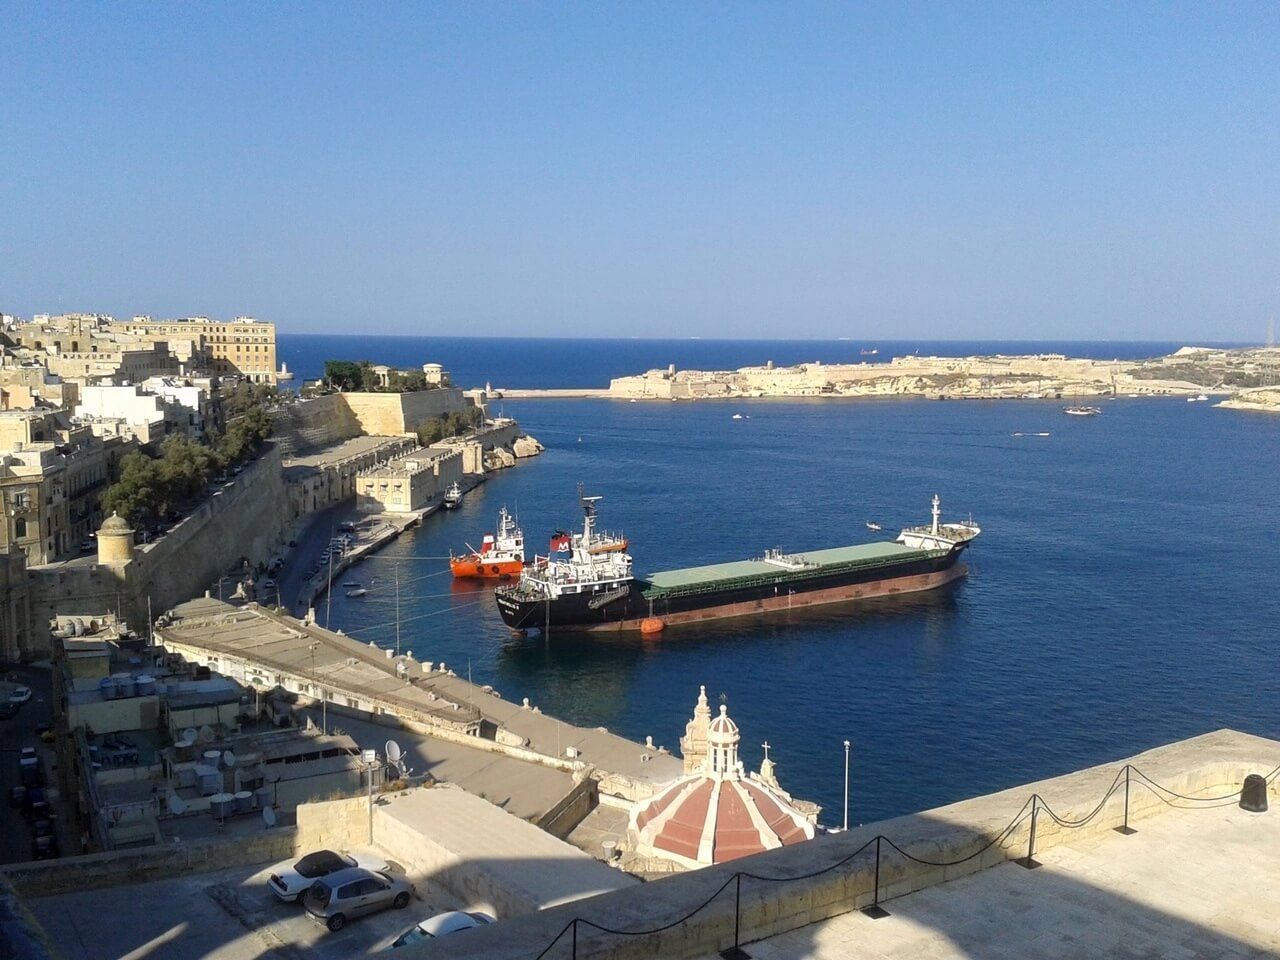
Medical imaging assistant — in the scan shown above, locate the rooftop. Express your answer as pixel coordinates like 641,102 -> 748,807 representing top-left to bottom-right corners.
157,599 -> 683,785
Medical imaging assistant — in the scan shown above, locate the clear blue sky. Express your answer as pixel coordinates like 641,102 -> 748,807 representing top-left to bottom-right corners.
2,4 -> 1276,341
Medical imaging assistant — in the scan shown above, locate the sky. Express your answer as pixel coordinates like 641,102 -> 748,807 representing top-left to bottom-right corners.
1,4 -> 1277,342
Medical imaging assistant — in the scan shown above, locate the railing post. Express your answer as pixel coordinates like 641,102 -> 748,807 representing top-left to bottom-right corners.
1019,795 -> 1042,869
862,835 -> 890,918
720,874 -> 749,960
571,918 -> 578,960
1115,764 -> 1137,835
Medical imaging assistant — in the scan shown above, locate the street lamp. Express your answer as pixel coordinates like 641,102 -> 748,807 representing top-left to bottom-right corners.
843,740 -> 851,831
362,748 -> 378,843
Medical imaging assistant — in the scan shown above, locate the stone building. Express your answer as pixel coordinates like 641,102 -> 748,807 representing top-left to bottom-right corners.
356,447 -> 462,513
628,687 -> 818,869
111,315 -> 278,384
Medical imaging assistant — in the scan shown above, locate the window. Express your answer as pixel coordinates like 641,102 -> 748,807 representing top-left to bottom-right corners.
13,518 -> 25,538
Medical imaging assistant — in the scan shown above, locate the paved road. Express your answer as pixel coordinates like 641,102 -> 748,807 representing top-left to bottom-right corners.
277,503 -> 362,616
30,859 -> 463,960
0,665 -> 56,865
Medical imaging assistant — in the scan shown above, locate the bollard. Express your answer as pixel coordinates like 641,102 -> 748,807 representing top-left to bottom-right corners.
1240,774 -> 1269,813
1115,765 -> 1138,835
862,835 -> 891,919
720,874 -> 750,960
1019,796 -> 1042,869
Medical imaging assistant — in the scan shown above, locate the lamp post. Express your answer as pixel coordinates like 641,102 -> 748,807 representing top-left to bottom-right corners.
308,641 -> 326,735
843,739 -> 851,831
362,748 -> 378,844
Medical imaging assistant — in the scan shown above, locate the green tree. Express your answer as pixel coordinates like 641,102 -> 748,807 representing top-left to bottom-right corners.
416,417 -> 445,445
323,360 -> 370,391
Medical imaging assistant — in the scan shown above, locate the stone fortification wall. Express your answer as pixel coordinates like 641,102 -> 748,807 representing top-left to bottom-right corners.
412,729 -> 1280,960
0,826 -> 298,899
342,388 -> 470,435
27,447 -> 289,651
270,395 -> 361,454
1219,386 -> 1280,413
272,389 -> 471,455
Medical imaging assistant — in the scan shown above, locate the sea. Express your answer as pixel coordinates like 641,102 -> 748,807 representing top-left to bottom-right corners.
281,335 -> 1279,826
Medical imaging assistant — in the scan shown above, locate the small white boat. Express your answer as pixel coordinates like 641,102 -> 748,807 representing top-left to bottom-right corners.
343,581 -> 361,588
629,399 -> 637,403
1063,406 -> 1102,416
865,521 -> 882,531
443,482 -> 463,509
732,413 -> 744,420
345,588 -> 367,598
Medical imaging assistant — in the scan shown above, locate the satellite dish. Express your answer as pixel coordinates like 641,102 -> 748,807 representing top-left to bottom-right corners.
222,750 -> 237,768
198,725 -> 215,744
262,806 -> 277,829
385,741 -> 402,765
167,794 -> 188,815
182,728 -> 198,745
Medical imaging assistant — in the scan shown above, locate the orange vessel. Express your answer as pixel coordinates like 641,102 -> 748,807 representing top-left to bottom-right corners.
450,507 -> 525,580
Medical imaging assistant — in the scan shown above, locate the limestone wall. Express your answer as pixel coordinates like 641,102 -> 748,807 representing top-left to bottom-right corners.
27,447 -> 290,652
342,389 -> 470,436
0,827 -> 299,899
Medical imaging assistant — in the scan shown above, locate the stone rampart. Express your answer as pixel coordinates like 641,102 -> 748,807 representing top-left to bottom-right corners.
1,826 -> 298,899
27,447 -> 290,652
408,728 -> 1280,960
272,389 -> 472,455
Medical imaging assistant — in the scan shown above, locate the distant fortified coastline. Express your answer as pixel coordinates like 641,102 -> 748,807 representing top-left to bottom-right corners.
604,346 -> 1280,404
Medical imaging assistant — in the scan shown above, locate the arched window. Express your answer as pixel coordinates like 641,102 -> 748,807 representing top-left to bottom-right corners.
14,518 -> 26,538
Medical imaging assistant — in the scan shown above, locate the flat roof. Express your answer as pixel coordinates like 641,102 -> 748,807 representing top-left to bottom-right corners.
646,540 -> 920,588
157,599 -> 682,785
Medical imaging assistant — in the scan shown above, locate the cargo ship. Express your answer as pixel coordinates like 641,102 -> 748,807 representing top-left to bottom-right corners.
494,493 -> 979,633
450,506 -> 525,579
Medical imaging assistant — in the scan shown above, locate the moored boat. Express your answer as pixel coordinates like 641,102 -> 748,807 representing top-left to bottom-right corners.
1063,405 -> 1102,416
495,494 -> 980,634
442,482 -> 464,509
450,506 -> 525,579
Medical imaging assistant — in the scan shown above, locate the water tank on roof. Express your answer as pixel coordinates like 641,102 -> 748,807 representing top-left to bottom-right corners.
98,676 -> 117,700
234,790 -> 253,814
203,749 -> 222,768
209,793 -> 235,820
113,674 -> 135,698
135,675 -> 156,697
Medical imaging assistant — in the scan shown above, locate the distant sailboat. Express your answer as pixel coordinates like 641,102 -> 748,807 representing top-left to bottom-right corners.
865,521 -> 882,531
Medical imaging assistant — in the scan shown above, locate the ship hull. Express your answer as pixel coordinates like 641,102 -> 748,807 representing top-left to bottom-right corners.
450,556 -> 523,579
495,547 -> 968,633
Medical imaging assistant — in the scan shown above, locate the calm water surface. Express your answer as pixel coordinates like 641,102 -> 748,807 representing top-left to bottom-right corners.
323,395 -> 1278,826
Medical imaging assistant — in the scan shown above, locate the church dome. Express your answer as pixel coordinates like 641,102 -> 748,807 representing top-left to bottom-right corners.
629,691 -> 815,868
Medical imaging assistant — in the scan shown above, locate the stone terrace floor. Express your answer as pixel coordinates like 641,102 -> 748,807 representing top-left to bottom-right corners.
706,802 -> 1278,960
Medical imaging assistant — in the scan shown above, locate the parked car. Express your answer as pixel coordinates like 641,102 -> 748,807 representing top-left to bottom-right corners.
267,849 -> 389,903
9,686 -> 32,705
19,746 -> 39,769
303,867 -> 413,932
31,835 -> 59,860
0,701 -> 17,720
8,785 -> 25,809
388,911 -> 496,949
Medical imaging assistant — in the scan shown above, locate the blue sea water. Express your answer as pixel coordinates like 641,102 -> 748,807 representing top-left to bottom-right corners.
318,380 -> 1280,827
277,334 -> 1248,390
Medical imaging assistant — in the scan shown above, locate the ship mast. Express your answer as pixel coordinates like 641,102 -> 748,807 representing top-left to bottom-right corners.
931,494 -> 941,535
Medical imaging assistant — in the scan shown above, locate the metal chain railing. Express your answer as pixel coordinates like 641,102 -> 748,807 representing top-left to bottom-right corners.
533,758 -> 1280,960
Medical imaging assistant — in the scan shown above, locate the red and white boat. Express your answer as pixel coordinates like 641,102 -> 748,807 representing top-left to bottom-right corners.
450,507 -> 525,579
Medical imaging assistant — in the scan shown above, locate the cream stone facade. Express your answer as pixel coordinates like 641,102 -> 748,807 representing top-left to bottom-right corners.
356,447 -> 463,513
112,315 -> 277,384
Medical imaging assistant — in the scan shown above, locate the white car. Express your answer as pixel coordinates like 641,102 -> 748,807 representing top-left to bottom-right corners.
388,911 -> 496,948
267,849 -> 390,903
19,746 -> 39,769
9,687 -> 32,704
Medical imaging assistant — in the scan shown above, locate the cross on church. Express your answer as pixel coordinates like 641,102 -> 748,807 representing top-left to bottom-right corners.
761,741 -> 771,761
